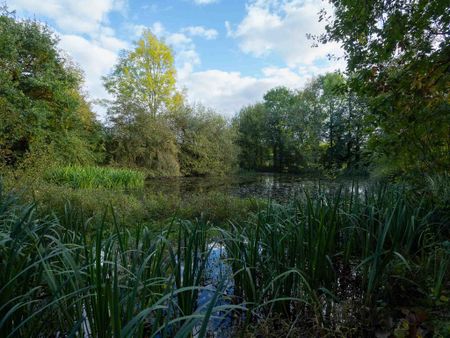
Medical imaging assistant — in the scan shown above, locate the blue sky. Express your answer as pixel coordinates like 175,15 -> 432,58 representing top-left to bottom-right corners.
7,0 -> 344,117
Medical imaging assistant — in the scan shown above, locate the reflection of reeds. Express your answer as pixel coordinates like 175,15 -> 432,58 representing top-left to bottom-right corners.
1,180 -> 448,336
44,166 -> 145,189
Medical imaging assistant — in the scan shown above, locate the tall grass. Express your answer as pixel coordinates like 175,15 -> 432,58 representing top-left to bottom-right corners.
44,166 -> 145,189
1,180 -> 448,336
0,184 -> 237,337
220,183 -> 449,334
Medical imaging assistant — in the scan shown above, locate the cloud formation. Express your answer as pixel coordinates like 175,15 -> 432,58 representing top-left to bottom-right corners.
8,0 -> 128,116
227,0 -> 342,66
9,0 -> 125,35
181,67 -> 307,117
7,0 -> 345,118
182,26 -> 218,40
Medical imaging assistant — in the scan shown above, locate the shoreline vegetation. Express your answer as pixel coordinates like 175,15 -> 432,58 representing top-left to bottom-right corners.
1,179 -> 449,337
1,1 -> 449,337
44,166 -> 146,189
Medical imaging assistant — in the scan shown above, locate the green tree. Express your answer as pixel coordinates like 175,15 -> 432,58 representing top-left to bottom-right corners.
233,74 -> 368,174
295,77 -> 328,169
322,0 -> 450,176
0,8 -> 102,168
104,30 -> 182,118
233,103 -> 271,170
263,87 -> 296,172
173,105 -> 237,176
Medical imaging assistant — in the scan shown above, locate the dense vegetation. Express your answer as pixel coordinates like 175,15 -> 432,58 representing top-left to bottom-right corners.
234,1 -> 449,177
1,181 -> 449,336
234,74 -> 367,174
322,0 -> 450,176
44,166 -> 145,189
0,9 -> 103,168
1,1 -> 449,337
0,10 -> 237,178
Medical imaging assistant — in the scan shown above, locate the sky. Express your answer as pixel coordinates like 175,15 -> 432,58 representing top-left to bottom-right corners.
7,0 -> 345,118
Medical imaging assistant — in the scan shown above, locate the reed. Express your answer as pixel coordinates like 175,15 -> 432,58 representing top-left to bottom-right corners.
44,166 -> 145,189
220,182 -> 448,332
0,185 -> 233,337
1,180 -> 448,336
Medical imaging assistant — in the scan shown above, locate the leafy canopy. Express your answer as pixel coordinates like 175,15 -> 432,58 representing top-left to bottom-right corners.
0,8 -> 102,168
322,0 -> 450,176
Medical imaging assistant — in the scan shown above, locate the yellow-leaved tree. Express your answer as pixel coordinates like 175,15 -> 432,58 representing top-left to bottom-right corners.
103,30 -> 183,176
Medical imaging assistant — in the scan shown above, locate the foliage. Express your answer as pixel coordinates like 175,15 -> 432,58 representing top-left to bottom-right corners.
233,103 -> 271,170
103,30 -> 181,175
1,180 -> 448,336
173,104 -> 238,176
322,0 -> 450,176
103,31 -> 237,177
0,8 -> 103,168
104,29 -> 182,118
5,175 -> 264,226
234,74 -> 368,174
105,113 -> 181,176
0,185 -> 237,337
221,181 -> 449,334
44,166 -> 145,189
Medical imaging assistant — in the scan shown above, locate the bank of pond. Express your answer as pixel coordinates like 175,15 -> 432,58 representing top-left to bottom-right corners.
0,177 -> 449,337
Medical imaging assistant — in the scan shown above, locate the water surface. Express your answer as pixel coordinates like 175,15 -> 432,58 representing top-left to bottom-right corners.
145,173 -> 366,202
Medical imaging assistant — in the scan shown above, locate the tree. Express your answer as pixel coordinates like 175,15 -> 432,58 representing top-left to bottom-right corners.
233,74 -> 368,174
173,105 -> 238,176
0,8 -> 102,168
322,0 -> 450,176
233,103 -> 271,170
104,30 -> 182,118
104,30 -> 182,175
263,87 -> 295,171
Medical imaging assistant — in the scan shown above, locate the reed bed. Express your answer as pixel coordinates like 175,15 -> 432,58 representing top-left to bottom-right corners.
1,181 -> 448,337
44,166 -> 145,189
221,184 -> 449,335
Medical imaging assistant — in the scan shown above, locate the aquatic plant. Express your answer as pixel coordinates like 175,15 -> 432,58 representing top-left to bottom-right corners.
1,180 -> 448,336
0,184 -> 236,337
44,166 -> 145,189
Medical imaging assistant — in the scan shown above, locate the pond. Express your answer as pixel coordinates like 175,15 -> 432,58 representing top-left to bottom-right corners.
145,173 -> 367,202
145,173 -> 369,337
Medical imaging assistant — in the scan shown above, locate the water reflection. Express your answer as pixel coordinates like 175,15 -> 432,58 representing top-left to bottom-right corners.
145,173 -> 367,202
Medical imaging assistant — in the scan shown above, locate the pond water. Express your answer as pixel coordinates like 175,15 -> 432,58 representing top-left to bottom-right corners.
146,173 -> 367,202
145,173 -> 368,337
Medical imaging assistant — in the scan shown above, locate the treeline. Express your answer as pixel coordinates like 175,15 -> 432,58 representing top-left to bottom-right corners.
1,1 -> 449,180
235,0 -> 449,178
233,73 -> 367,174
0,9 -> 237,177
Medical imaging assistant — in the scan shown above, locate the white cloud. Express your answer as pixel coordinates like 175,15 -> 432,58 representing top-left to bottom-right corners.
59,34 -> 120,99
151,22 -> 165,36
180,67 -> 307,117
166,32 -> 192,46
227,0 -> 342,67
8,0 -> 124,35
182,26 -> 218,40
7,0 -> 344,119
